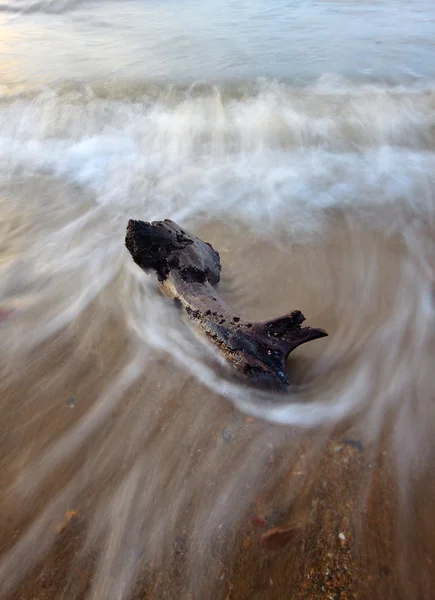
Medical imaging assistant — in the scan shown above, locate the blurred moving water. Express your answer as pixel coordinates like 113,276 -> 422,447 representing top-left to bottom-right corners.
0,1 -> 435,599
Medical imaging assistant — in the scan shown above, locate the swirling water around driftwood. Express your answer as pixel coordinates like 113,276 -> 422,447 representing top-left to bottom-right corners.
0,1 -> 435,599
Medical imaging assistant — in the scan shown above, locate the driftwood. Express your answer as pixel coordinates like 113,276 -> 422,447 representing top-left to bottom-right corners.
125,219 -> 327,391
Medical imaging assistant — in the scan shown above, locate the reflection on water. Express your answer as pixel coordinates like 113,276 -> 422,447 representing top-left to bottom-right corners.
0,0 -> 435,83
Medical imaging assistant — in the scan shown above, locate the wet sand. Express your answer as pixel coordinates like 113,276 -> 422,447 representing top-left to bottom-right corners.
1,369 -> 435,600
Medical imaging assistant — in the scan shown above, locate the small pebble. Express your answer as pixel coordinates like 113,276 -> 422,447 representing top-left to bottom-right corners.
260,526 -> 299,550
251,516 -> 267,528
242,537 -> 251,550
56,509 -> 78,534
67,396 -> 76,408
221,427 -> 233,443
343,438 -> 364,452
338,532 -> 346,541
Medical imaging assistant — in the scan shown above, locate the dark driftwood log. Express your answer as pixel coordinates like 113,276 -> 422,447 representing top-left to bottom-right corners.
125,219 -> 327,391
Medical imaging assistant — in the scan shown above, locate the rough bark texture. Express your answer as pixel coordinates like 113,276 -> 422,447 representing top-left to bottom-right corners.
125,219 -> 327,391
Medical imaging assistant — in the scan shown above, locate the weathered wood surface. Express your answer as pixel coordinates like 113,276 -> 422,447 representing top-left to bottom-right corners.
125,219 -> 327,391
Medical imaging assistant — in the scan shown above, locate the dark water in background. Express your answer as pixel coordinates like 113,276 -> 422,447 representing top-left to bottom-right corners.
0,1 -> 435,598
